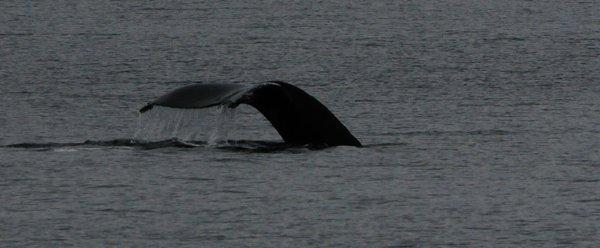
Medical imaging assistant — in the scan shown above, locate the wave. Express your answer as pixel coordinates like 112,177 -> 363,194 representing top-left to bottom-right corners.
2,138 -> 402,152
2,138 -> 295,152
397,129 -> 512,136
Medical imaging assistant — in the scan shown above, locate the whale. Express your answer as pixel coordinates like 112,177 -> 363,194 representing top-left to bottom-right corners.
140,81 -> 362,147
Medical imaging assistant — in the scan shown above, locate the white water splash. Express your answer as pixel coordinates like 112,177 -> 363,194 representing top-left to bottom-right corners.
133,105 -> 237,143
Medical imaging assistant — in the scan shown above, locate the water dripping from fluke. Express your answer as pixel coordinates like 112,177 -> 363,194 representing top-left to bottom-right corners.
133,105 -> 236,144
207,105 -> 236,147
129,105 -> 294,151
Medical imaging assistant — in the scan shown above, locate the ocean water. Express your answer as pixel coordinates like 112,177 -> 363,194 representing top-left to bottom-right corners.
1,0 -> 600,247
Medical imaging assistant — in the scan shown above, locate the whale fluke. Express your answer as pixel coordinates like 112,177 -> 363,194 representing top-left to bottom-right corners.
140,81 -> 361,147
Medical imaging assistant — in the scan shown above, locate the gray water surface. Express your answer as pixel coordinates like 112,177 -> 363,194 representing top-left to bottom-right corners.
1,1 -> 600,247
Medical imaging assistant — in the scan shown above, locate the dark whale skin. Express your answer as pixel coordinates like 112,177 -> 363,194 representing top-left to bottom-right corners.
140,81 -> 361,147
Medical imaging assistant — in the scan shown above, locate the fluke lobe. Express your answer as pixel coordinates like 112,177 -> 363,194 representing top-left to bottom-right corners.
140,81 -> 362,147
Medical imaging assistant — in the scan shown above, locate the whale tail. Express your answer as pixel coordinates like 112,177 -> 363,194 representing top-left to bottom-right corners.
139,81 -> 361,147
